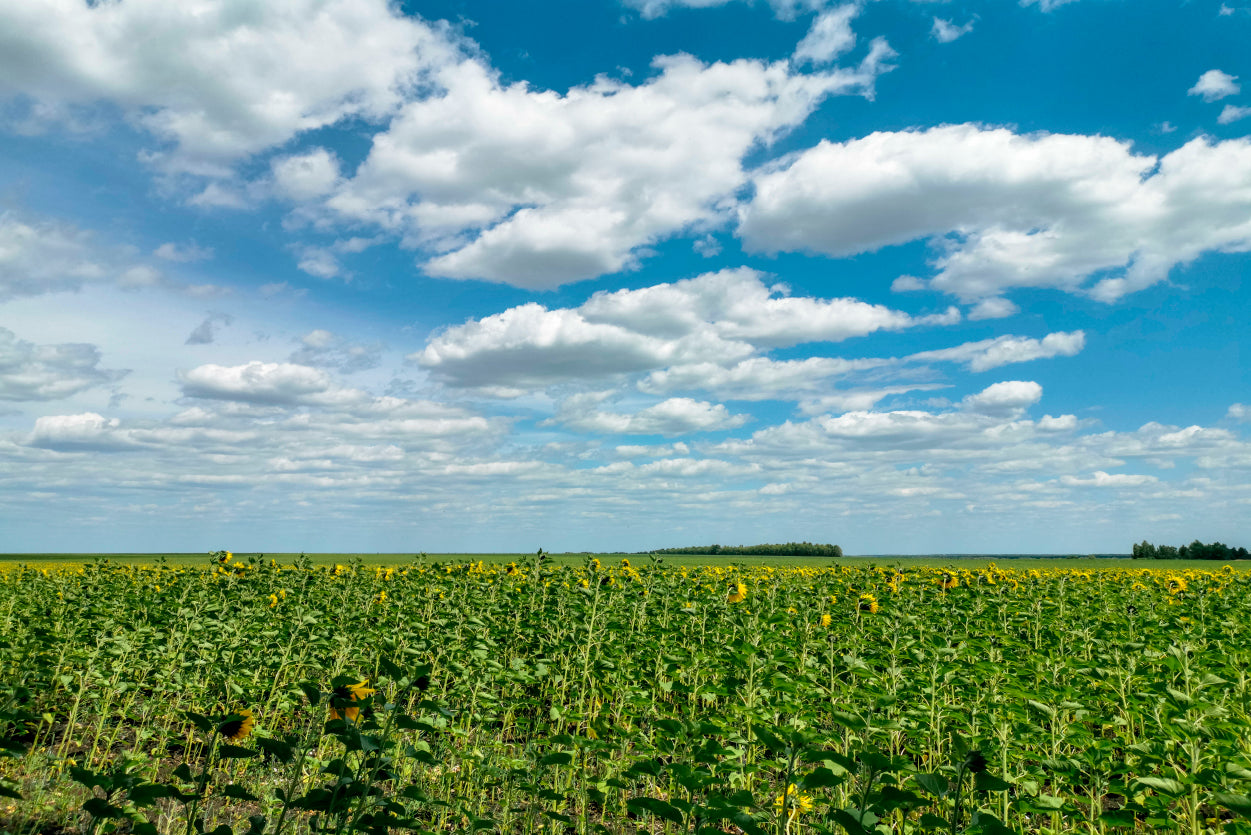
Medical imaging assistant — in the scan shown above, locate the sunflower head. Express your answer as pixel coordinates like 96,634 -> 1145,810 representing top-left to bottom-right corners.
820,613 -> 832,628
1167,576 -> 1187,595
726,582 -> 747,603
939,572 -> 958,591
857,593 -> 879,614
219,709 -> 254,741
773,784 -> 814,815
330,681 -> 377,722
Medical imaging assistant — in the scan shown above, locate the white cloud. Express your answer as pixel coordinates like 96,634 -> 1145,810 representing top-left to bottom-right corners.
327,50 -> 887,288
272,148 -> 342,201
295,248 -> 343,281
967,298 -> 1019,320
931,17 -> 975,43
0,212 -> 115,300
961,380 -> 1043,415
1219,104 -> 1251,124
1018,0 -> 1082,10
739,126 -> 1251,303
414,268 -> 956,391
29,412 -> 129,451
794,5 -> 859,66
622,0 -> 825,19
545,393 -> 749,436
1189,70 -> 1240,102
0,327 -> 128,401
1229,403 -> 1250,422
0,0 -> 460,170
1060,471 -> 1159,487
178,361 -> 345,406
640,355 -> 887,399
907,331 -> 1085,372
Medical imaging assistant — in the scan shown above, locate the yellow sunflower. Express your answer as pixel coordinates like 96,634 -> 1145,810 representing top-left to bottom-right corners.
858,593 -> 879,614
774,784 -> 814,815
726,582 -> 747,604
939,572 -> 958,591
220,709 -> 254,741
330,681 -> 377,722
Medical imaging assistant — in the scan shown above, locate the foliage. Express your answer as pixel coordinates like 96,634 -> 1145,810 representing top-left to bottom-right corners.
1132,540 -> 1249,560
2,555 -> 1251,833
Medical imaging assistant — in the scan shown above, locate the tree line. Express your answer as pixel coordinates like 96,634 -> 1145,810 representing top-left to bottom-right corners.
647,542 -> 844,557
1132,540 -> 1249,560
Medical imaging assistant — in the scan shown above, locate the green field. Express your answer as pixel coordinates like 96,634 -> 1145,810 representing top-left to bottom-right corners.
2,552 -> 1235,572
4,555 -> 1251,834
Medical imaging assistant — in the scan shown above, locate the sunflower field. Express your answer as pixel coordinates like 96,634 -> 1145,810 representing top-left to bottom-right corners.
3,554 -> 1251,835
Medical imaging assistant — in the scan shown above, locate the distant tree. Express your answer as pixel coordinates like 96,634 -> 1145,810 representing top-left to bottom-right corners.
1133,539 -> 1246,560
649,542 -> 843,557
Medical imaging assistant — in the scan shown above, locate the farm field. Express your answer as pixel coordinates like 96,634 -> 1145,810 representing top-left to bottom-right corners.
3,555 -> 1251,834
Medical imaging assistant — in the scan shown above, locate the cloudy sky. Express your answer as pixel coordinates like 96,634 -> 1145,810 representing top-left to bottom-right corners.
1,0 -> 1248,554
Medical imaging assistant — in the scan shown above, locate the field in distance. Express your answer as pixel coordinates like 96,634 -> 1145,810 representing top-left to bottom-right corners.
1,550 -> 1245,571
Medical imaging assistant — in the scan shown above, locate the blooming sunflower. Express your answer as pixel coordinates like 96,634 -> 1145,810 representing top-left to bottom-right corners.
330,681 -> 377,722
726,582 -> 747,603
858,593 -> 879,614
1166,576 -> 1188,596
774,784 -> 814,815
819,613 -> 832,628
219,709 -> 254,741
939,572 -> 958,591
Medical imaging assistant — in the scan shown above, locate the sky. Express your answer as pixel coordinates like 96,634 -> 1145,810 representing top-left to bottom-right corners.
0,0 -> 1248,555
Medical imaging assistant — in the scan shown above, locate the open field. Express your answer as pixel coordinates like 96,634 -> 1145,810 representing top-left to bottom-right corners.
4,555 -> 1251,834
2,552 -> 1241,572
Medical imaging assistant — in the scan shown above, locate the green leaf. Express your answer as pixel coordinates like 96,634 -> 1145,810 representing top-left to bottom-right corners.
82,797 -> 124,820
1214,793 -> 1251,819
1136,777 -> 1186,797
1099,809 -> 1138,828
224,785 -> 260,801
540,752 -> 572,766
627,797 -> 685,826
256,737 -> 294,764
297,682 -> 321,707
798,767 -> 845,790
974,772 -> 1013,792
128,783 -> 176,807
0,781 -> 22,801
913,772 -> 949,797
752,724 -> 786,753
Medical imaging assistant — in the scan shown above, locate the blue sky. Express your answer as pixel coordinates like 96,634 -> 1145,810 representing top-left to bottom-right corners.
1,0 -> 1248,554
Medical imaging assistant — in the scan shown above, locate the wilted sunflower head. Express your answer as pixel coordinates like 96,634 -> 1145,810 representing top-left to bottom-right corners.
219,709 -> 254,741
330,681 -> 377,722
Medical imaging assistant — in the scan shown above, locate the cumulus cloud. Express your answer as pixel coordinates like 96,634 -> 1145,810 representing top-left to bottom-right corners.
1189,70 -> 1240,102
0,0 -> 460,171
1219,104 -> 1251,124
931,17 -> 975,43
0,212 -> 116,300
907,331 -> 1085,372
1060,471 -> 1159,487
272,148 -> 342,201
327,48 -> 888,288
0,327 -> 128,401
545,393 -> 750,435
414,268 -> 956,391
1229,403 -> 1250,422
961,380 -> 1043,415
622,0 -> 826,19
739,126 -> 1251,304
29,412 -> 130,451
179,361 -> 346,406
794,5 -> 859,65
